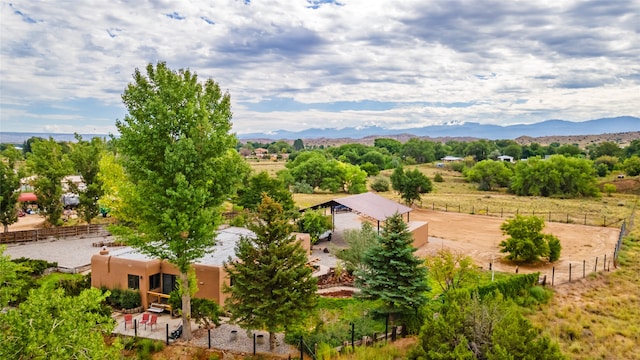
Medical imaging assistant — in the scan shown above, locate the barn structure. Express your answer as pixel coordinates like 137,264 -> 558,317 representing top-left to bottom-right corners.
303,192 -> 429,248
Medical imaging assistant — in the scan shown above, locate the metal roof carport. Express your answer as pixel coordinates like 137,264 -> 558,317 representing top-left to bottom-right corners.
303,192 -> 412,233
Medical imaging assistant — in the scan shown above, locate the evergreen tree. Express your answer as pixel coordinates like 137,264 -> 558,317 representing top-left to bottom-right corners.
356,213 -> 429,320
224,195 -> 318,350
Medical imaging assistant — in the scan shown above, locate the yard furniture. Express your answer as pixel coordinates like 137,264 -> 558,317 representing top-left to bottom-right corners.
148,314 -> 158,330
124,314 -> 133,329
139,313 -> 150,328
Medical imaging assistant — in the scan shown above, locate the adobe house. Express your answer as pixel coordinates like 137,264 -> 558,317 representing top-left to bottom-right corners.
91,226 -> 311,311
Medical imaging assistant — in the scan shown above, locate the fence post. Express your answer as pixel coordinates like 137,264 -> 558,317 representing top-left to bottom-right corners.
501,208 -> 503,217
549,211 -> 551,222
432,202 -> 434,210
445,204 -> 448,212
471,205 -> 474,214
300,336 -> 303,360
567,213 -> 569,223
516,209 -> 519,215
486,206 -> 488,215
594,257 -> 598,272
254,333 -> 256,355
583,260 -> 585,278
533,210 -> 535,216
604,254 -> 606,271
351,322 -> 355,350
603,216 -> 606,226
391,326 -> 397,342
552,267 -> 555,286
584,214 -> 587,225
569,263 -> 572,282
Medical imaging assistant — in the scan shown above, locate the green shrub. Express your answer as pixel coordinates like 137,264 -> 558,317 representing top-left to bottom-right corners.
548,237 -> 562,262
433,173 -> 444,182
11,257 -> 58,275
292,181 -> 314,194
370,177 -> 390,192
121,290 -> 141,309
228,211 -> 249,227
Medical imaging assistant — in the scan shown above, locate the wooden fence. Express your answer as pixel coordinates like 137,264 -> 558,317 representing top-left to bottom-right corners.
0,224 -> 109,244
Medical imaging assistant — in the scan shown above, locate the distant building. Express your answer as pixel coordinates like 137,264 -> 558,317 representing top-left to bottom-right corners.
497,155 -> 514,163
441,156 -> 464,162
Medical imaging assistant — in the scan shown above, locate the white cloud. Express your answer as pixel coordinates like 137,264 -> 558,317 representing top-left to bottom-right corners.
1,0 -> 639,135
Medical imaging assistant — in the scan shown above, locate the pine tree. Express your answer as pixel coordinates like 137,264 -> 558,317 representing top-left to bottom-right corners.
356,213 -> 430,319
224,195 -> 318,350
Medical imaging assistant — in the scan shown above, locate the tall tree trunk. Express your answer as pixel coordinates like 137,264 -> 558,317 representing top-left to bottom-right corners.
269,331 -> 276,351
3,224 -> 8,233
180,271 -> 192,340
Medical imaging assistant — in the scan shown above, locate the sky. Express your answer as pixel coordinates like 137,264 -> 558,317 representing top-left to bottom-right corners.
1,0 -> 639,136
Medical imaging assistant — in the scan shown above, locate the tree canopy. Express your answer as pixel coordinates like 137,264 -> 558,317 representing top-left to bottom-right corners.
0,146 -> 21,232
499,215 -> 562,263
114,61 -> 245,339
223,195 -> 318,350
510,155 -> 599,198
0,286 -> 122,359
390,166 -> 433,205
25,137 -> 73,226
68,134 -> 106,224
236,171 -> 294,212
464,160 -> 513,191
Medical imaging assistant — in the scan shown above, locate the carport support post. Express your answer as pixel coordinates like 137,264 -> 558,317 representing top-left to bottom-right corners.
253,333 -> 256,355
166,324 -> 169,345
134,319 -> 137,337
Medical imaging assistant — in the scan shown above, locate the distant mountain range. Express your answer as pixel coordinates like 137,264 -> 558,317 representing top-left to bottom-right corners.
1,116 -> 638,144
238,116 -> 639,140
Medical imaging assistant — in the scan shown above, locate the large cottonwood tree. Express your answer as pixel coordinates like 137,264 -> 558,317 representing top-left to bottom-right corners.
115,62 -> 245,340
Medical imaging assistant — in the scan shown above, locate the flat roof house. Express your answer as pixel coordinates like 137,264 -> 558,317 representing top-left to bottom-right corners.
91,227 -> 311,311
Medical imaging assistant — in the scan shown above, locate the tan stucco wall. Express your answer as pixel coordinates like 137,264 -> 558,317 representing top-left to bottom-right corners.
409,221 -> 429,248
91,253 -> 227,308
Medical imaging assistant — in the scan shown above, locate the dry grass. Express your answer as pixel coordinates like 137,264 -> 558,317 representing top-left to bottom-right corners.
528,221 -> 640,359
247,159 -> 287,177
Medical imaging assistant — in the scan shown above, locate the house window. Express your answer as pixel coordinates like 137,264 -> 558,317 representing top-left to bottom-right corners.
149,273 -> 161,290
127,274 -> 140,290
162,274 -> 177,295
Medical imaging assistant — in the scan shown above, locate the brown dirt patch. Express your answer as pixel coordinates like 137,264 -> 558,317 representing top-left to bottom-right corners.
7,214 -> 46,231
410,208 -> 620,277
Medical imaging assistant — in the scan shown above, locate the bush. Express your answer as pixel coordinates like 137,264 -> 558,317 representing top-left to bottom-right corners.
228,211 -> 249,227
548,237 -> 562,262
11,258 -> 58,275
119,289 -> 141,309
370,177 -> 390,192
433,173 -> 444,182
292,181 -> 314,194
105,288 -> 141,309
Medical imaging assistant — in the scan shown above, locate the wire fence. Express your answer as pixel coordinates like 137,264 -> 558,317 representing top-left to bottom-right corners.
422,201 -> 626,227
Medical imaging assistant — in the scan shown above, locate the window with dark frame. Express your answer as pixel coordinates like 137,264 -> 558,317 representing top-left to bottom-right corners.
127,274 -> 140,290
149,273 -> 161,290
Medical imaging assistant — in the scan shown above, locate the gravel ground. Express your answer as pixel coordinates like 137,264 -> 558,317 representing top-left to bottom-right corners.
189,322 -> 297,356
